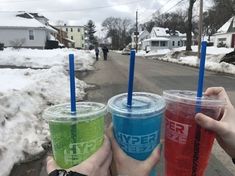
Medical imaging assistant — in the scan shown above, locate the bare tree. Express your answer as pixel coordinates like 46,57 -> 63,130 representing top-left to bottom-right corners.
152,10 -> 188,33
186,0 -> 196,51
102,17 -> 133,49
9,38 -> 26,49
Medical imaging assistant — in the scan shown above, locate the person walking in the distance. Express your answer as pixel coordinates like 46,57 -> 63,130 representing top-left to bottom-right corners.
102,46 -> 109,61
95,47 -> 99,61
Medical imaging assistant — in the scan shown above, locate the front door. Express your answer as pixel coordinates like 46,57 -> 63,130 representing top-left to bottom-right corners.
231,34 -> 235,48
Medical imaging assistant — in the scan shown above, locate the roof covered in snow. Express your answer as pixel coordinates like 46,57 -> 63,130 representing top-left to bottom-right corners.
0,12 -> 44,28
217,16 -> 235,34
151,27 -> 188,37
152,27 -> 170,37
0,12 -> 57,33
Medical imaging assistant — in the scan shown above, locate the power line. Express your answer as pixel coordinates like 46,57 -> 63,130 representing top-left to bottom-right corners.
162,0 -> 186,14
139,0 -> 185,23
17,0 -> 145,13
156,0 -> 175,12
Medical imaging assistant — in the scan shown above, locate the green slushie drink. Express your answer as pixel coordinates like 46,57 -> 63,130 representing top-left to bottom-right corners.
43,102 -> 106,168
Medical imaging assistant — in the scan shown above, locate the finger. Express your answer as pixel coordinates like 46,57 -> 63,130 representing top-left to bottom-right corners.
100,151 -> 112,175
205,87 -> 230,102
85,135 -> 111,166
195,113 -> 226,135
46,156 -> 60,174
143,144 -> 161,171
205,87 -> 225,96
205,87 -> 233,109
107,124 -> 127,160
107,169 -> 111,176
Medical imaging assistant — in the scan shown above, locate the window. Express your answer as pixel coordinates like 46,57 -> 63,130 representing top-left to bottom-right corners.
71,28 -> 73,32
152,41 -> 159,46
172,41 -> 175,46
160,41 -> 167,46
71,36 -> 73,40
218,38 -> 226,42
178,41 -> 181,46
82,35 -> 84,40
77,28 -> 80,32
82,44 -> 84,47
66,28 -> 68,32
29,30 -> 34,40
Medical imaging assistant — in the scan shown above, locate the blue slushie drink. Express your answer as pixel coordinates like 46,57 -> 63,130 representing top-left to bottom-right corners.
108,92 -> 165,176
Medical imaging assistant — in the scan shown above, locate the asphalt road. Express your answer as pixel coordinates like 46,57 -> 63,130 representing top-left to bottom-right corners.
83,51 -> 235,176
9,51 -> 235,176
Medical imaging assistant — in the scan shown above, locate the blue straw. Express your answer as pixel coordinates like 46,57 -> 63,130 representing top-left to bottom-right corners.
69,54 -> 76,114
127,49 -> 136,108
197,41 -> 207,99
192,41 -> 207,176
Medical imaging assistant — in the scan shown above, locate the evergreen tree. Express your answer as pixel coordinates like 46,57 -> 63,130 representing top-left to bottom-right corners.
85,20 -> 97,49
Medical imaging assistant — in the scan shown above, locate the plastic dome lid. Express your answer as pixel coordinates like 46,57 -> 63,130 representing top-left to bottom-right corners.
163,90 -> 226,107
107,92 -> 165,118
43,102 -> 106,121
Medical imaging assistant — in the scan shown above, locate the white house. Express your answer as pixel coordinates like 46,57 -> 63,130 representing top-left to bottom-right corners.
213,16 -> 235,48
143,27 -> 189,51
131,30 -> 150,50
0,12 -> 57,49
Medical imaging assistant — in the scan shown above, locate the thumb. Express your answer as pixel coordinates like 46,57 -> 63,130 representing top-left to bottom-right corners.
46,156 -> 60,174
195,113 -> 225,135
143,144 -> 161,171
107,124 -> 125,156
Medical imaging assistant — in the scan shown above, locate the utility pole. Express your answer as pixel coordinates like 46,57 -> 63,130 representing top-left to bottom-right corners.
135,10 -> 138,52
198,0 -> 203,58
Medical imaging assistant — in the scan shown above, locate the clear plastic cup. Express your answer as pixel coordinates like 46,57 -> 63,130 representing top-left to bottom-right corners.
43,102 -> 106,168
108,92 -> 166,176
163,90 -> 226,176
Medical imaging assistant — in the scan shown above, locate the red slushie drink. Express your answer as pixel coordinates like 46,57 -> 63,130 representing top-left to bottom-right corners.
163,90 -> 225,176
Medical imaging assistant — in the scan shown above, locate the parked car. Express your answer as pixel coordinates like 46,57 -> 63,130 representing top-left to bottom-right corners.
122,48 -> 130,55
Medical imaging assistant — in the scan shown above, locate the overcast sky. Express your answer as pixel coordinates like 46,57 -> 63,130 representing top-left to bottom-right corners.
0,0 -> 211,33
0,0 -> 187,26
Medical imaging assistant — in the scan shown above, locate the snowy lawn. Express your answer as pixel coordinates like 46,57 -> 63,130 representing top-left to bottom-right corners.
0,48 -> 95,176
157,46 -> 235,74
0,48 -> 95,71
133,46 -> 235,75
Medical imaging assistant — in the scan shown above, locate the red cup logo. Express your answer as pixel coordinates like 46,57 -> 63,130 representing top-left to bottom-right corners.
166,118 -> 191,144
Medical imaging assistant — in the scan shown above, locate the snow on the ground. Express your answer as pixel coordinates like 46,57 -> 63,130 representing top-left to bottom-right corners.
146,49 -> 171,57
115,50 -> 122,54
134,46 -> 234,74
136,50 -> 146,56
155,47 -> 235,74
0,48 -> 95,71
0,48 -> 95,176
173,46 -> 234,55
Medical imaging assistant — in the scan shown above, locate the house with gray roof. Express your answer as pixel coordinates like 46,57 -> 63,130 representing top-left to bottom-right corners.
0,12 -> 57,49
213,16 -> 235,48
142,27 -> 192,51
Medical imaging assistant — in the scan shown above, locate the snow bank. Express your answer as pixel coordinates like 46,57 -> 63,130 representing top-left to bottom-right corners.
0,48 -> 95,176
136,45 -> 235,75
157,51 -> 235,75
0,48 -> 95,71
